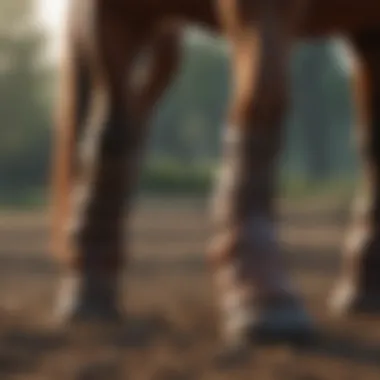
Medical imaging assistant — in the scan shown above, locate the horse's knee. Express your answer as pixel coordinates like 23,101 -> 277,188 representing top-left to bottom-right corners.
100,115 -> 133,156
233,85 -> 287,128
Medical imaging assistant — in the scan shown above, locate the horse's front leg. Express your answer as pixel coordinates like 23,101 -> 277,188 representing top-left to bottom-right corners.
211,1 -> 313,346
53,9 -> 147,322
330,31 -> 380,314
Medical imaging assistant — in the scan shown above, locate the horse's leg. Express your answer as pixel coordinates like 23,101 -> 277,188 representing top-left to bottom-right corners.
51,10 -> 90,266
330,31 -> 380,314
211,1 -> 313,346
53,6 -> 147,322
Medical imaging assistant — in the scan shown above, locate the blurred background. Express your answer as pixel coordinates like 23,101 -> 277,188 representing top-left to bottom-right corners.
0,0 -> 359,209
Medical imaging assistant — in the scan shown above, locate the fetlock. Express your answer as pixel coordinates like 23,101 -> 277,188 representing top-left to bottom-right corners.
56,270 -> 123,323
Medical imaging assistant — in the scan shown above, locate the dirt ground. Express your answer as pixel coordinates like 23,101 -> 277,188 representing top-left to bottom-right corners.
1,196 -> 380,380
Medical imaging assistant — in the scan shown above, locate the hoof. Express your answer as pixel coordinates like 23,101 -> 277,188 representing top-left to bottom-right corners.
329,283 -> 380,316
223,297 -> 316,349
55,273 -> 124,324
63,301 -> 124,324
248,300 -> 316,345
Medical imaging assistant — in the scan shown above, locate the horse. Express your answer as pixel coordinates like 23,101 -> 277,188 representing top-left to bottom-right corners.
51,0 -> 380,348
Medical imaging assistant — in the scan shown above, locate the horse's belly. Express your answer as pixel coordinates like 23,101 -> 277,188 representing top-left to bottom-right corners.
302,1 -> 380,37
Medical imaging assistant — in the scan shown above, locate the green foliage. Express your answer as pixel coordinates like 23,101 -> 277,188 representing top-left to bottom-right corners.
0,0 -> 52,201
150,36 -> 230,162
140,158 -> 214,195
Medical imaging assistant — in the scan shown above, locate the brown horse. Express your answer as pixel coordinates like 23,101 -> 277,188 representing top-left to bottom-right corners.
51,0 -> 380,347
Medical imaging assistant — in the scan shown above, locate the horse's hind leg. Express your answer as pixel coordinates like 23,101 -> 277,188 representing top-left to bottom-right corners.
330,31 -> 380,314
53,7 -> 148,322
211,1 -> 314,346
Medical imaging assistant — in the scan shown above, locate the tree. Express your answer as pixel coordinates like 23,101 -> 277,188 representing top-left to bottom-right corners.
0,0 -> 52,202
294,41 -> 332,181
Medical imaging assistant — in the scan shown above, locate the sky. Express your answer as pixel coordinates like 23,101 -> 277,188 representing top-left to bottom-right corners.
36,0 -> 66,59
37,0 -> 65,32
